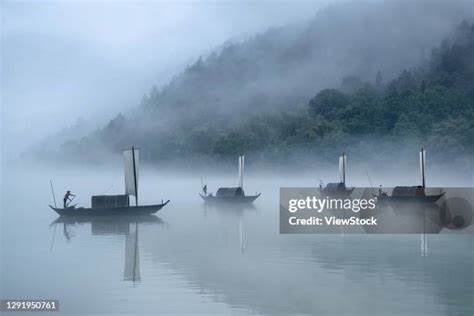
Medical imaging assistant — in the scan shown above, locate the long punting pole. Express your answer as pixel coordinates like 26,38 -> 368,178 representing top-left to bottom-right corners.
420,148 -> 426,189
49,180 -> 57,208
132,146 -> 138,206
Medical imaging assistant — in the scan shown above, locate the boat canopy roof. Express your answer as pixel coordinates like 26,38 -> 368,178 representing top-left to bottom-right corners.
216,187 -> 245,197
392,186 -> 425,197
92,195 -> 130,208
324,182 -> 347,191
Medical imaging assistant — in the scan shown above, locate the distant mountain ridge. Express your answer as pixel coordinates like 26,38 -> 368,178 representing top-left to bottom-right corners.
34,0 -> 474,165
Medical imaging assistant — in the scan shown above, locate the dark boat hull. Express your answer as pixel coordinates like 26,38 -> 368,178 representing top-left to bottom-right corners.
49,200 -> 169,216
318,188 -> 354,198
200,193 -> 261,204
376,193 -> 445,204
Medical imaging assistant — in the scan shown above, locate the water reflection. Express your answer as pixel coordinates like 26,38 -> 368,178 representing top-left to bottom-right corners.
50,215 -> 165,284
201,202 -> 257,217
140,206 -> 473,316
2,169 -> 473,315
201,202 -> 257,253
124,223 -> 140,283
307,235 -> 474,316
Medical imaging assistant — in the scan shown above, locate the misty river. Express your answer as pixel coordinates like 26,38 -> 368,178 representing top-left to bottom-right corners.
1,164 -> 473,315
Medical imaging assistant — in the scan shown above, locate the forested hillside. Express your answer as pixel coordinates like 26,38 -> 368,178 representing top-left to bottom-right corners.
36,2 -> 473,166
206,21 -> 474,163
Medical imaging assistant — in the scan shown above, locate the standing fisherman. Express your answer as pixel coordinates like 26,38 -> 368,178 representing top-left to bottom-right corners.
63,190 -> 76,208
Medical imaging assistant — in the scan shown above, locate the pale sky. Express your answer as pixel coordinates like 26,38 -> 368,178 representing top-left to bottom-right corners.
1,0 -> 337,159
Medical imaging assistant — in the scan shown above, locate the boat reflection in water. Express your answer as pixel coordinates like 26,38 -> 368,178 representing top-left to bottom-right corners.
50,215 -> 166,283
124,222 -> 140,282
201,202 -> 257,254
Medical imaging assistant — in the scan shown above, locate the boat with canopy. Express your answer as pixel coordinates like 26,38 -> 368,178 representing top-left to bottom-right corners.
49,147 -> 169,216
376,148 -> 445,203
319,152 -> 354,198
200,155 -> 261,203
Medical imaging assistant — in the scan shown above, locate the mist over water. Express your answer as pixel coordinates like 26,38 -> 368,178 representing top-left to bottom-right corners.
1,0 -> 474,314
1,163 -> 473,315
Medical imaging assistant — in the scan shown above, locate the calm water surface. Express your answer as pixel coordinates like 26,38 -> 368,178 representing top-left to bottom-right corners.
1,166 -> 473,315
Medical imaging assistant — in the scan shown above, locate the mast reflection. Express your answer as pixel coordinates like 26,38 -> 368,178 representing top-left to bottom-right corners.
50,215 -> 165,284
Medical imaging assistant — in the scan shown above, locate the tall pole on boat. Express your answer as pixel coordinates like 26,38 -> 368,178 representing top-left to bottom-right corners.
420,148 -> 426,189
238,156 -> 241,188
342,152 -> 346,186
238,155 -> 245,189
241,155 -> 245,190
132,146 -> 138,206
339,153 -> 346,185
238,155 -> 243,188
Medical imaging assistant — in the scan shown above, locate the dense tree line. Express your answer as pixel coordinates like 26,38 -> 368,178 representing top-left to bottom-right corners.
171,21 -> 474,162
48,21 -> 473,166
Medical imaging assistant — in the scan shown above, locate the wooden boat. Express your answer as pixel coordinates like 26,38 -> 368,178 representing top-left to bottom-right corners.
49,202 -> 169,216
200,155 -> 261,204
50,147 -> 170,216
318,152 -> 353,198
376,186 -> 445,204
50,214 -> 163,225
375,148 -> 445,204
376,189 -> 444,204
199,190 -> 261,203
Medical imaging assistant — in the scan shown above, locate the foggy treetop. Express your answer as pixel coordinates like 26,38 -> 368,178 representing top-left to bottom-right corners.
30,1 -> 474,167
